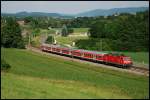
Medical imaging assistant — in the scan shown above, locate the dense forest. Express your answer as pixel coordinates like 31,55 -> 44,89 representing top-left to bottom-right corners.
1,10 -> 149,51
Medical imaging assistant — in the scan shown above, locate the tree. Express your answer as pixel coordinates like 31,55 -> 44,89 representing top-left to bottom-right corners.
45,35 -> 54,44
68,28 -> 74,34
77,11 -> 149,51
89,21 -> 107,38
1,17 -> 25,48
61,24 -> 68,37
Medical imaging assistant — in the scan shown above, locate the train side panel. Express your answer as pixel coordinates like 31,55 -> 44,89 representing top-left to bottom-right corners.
41,44 -> 133,67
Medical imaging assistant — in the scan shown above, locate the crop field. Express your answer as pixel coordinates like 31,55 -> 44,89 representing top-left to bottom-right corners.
1,48 -> 149,99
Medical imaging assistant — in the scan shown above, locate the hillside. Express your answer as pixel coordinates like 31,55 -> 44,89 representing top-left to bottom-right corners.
77,7 -> 148,17
1,7 -> 148,18
1,48 -> 149,99
1,11 -> 74,18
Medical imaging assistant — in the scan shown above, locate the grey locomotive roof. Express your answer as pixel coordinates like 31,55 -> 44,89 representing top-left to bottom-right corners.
73,49 -> 108,55
42,44 -> 108,55
42,43 -> 68,48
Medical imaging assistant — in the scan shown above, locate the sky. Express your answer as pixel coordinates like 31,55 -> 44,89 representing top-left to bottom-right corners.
1,1 -> 149,14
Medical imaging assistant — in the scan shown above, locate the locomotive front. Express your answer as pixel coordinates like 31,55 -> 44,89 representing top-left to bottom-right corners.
122,56 -> 133,67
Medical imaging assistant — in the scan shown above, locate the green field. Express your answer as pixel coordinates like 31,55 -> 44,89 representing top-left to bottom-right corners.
53,28 -> 89,33
122,52 -> 149,64
1,48 -> 149,99
73,28 -> 89,33
55,36 -> 88,45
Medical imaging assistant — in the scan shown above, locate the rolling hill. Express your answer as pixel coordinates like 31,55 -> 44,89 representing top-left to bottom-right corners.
1,11 -> 74,18
1,7 -> 148,18
77,7 -> 148,17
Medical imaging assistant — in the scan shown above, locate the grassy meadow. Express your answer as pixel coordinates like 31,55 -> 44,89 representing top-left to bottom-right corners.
72,28 -> 89,33
55,36 -> 88,45
121,52 -> 149,64
1,48 -> 149,99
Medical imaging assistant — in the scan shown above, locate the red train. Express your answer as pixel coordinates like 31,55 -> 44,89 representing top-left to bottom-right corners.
41,44 -> 133,68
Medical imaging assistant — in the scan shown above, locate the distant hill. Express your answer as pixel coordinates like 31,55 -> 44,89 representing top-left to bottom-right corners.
1,7 -> 148,18
1,11 -> 74,18
76,7 -> 149,17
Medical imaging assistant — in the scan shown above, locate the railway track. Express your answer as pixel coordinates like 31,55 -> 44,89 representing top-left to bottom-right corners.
128,66 -> 149,76
26,46 -> 149,76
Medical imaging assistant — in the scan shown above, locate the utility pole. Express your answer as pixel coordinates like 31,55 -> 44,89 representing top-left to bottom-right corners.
99,39 -> 102,51
28,33 -> 31,47
101,39 -> 102,51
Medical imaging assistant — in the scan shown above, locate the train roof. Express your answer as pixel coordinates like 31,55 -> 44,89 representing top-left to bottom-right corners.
73,49 -> 108,55
42,43 -> 67,48
42,44 -> 128,56
42,43 -> 108,55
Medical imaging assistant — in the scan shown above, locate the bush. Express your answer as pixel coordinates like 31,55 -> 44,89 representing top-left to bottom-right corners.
1,59 -> 11,70
45,36 -> 54,44
68,28 -> 74,34
61,25 -> 68,37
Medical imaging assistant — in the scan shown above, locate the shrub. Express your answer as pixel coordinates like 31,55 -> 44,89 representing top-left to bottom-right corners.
1,59 -> 11,70
45,36 -> 54,44
68,28 -> 74,34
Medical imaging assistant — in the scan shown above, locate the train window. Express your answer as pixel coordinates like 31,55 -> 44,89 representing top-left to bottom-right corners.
97,56 -> 101,58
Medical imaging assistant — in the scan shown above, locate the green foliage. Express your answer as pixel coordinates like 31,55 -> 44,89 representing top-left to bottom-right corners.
24,16 -> 33,23
87,11 -> 149,51
48,29 -> 56,34
1,17 -> 25,49
61,24 -> 68,37
45,36 -> 54,44
68,28 -> 74,34
89,21 -> 107,38
1,59 -> 11,70
32,28 -> 40,37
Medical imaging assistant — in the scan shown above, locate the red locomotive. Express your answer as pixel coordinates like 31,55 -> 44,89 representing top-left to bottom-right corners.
41,44 -> 133,68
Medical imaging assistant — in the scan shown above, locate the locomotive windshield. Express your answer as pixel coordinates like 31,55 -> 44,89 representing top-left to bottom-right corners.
123,57 -> 131,61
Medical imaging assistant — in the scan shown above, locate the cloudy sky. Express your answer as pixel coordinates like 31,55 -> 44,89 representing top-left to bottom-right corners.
1,1 -> 149,14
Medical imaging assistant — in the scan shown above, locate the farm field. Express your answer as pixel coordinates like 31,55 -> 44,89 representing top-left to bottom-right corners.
1,48 -> 149,99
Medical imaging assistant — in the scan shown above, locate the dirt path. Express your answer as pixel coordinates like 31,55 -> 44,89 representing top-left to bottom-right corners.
26,46 -> 149,76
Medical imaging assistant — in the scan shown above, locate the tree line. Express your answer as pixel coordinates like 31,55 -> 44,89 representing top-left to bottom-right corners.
77,11 -> 149,51
1,17 -> 25,48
